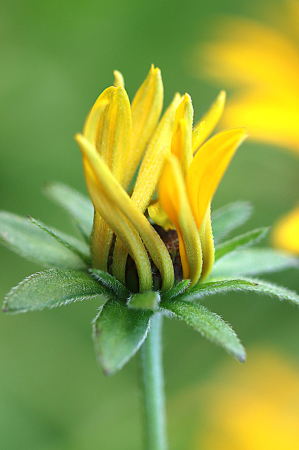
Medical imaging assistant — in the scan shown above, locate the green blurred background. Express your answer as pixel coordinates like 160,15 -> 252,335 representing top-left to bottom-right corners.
1,0 -> 299,449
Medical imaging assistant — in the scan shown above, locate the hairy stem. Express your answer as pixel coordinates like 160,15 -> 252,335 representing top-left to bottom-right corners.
138,313 -> 168,450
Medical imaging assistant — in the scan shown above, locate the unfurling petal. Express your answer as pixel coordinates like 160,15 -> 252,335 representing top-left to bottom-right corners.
171,93 -> 194,177
131,93 -> 182,212
76,134 -> 174,292
159,154 -> 202,285
82,86 -> 132,270
192,90 -> 226,153
124,65 -> 164,189
186,128 -> 248,231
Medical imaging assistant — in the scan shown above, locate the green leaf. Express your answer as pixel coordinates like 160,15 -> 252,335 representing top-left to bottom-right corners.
93,298 -> 152,375
161,279 -> 190,302
161,299 -> 246,362
210,248 -> 298,279
43,182 -> 93,241
29,216 -> 90,263
0,211 -> 87,270
174,279 -> 258,302
212,201 -> 253,245
215,227 -> 269,261
90,268 -> 130,300
3,269 -> 109,313
128,291 -> 160,310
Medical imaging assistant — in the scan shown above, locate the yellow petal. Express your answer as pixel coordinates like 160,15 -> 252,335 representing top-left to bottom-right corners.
192,91 -> 226,153
83,98 -> 109,144
131,93 -> 182,212
199,204 -> 215,281
92,86 -> 132,185
148,200 -> 174,231
90,211 -> 113,271
83,158 -> 152,292
272,205 -> 299,255
113,70 -> 125,88
82,86 -> 132,271
186,128 -> 248,230
159,154 -> 202,285
171,93 -> 193,177
76,134 -> 174,292
123,65 -> 164,189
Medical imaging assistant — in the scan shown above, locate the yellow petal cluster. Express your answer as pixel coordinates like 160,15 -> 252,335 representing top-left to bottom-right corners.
76,66 -> 246,292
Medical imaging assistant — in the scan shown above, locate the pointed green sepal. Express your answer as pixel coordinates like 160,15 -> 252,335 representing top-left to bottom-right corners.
161,299 -> 246,362
93,298 -> 152,375
29,216 -> 90,263
178,278 -> 258,301
0,211 -> 87,270
43,182 -> 93,242
128,291 -> 160,310
215,227 -> 269,261
90,268 -> 130,300
161,279 -> 190,302
3,268 -> 109,313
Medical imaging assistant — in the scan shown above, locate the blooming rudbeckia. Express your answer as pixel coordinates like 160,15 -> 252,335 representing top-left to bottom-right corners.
195,2 -> 299,255
75,66 -> 247,292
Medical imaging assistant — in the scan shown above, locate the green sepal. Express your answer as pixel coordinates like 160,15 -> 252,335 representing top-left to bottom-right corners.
128,291 -> 160,310
29,216 -> 90,263
161,279 -> 190,302
43,182 -> 93,242
176,278 -> 258,302
160,299 -> 246,362
174,277 -> 299,306
228,277 -> 299,305
212,201 -> 253,245
3,268 -> 109,313
0,211 -> 87,270
211,248 -> 299,279
90,268 -> 130,300
93,298 -> 152,375
215,227 -> 269,261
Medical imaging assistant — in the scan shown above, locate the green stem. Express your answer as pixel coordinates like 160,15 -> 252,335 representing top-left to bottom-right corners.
138,313 -> 168,450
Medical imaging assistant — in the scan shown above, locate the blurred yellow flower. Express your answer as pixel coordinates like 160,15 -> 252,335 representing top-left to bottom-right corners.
75,66 -> 246,292
196,2 -> 299,255
192,348 -> 299,450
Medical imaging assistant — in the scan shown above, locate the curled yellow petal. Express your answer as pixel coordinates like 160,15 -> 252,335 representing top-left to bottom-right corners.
91,86 -> 132,185
159,154 -> 202,285
272,205 -> 299,255
113,70 -> 125,88
124,65 -> 164,189
83,159 -> 152,292
171,93 -> 193,177
192,90 -> 226,153
82,86 -> 132,272
186,128 -> 248,230
76,134 -> 174,292
199,204 -> 215,281
131,93 -> 182,212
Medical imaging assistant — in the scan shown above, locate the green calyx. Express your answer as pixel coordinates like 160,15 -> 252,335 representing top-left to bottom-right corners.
0,183 -> 299,375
